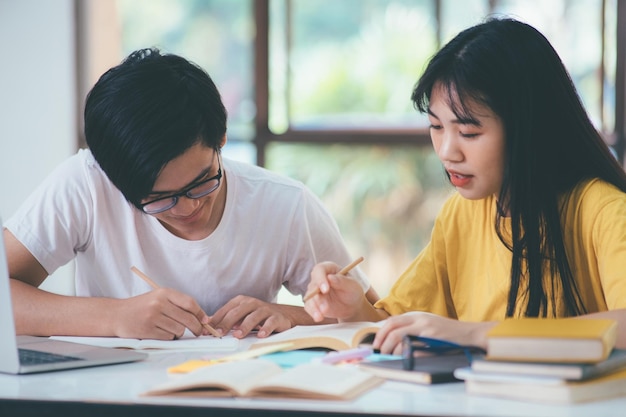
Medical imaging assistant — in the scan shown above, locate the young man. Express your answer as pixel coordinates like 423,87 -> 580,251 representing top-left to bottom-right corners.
5,48 -> 377,341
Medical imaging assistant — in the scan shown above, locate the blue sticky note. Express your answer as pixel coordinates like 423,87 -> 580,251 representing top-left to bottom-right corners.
261,350 -> 327,368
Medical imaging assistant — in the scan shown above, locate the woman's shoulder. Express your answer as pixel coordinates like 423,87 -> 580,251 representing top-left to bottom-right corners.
563,178 -> 626,221
567,178 -> 626,204
439,191 -> 495,213
436,191 -> 496,228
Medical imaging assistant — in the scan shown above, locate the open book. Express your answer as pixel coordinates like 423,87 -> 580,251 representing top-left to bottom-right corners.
50,331 -> 239,351
249,321 -> 383,351
142,358 -> 384,400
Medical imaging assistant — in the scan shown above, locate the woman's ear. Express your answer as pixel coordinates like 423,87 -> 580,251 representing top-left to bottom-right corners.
220,134 -> 227,149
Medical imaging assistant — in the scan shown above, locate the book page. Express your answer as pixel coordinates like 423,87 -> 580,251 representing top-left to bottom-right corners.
250,321 -> 383,351
50,330 -> 239,351
144,359 -> 283,397
250,362 -> 384,400
144,359 -> 383,400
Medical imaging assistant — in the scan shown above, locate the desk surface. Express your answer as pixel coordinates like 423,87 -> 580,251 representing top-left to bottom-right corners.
1,344 -> 625,417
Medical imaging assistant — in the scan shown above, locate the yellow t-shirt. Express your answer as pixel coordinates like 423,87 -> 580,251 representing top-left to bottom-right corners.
375,178 -> 626,320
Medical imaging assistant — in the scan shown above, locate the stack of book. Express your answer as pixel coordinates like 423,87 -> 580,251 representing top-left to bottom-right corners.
454,318 -> 626,404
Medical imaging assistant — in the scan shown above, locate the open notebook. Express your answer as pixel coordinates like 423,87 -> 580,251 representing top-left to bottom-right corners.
0,221 -> 147,374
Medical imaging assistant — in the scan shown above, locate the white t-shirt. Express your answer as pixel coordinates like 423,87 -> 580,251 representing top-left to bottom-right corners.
6,149 -> 368,314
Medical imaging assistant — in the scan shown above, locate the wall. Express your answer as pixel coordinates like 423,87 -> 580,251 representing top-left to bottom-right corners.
0,0 -> 77,294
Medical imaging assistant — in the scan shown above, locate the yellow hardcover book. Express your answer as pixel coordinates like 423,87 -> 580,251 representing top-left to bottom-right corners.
486,318 -> 617,363
249,321 -> 383,352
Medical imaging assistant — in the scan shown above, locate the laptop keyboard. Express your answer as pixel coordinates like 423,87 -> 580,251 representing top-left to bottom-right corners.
19,348 -> 83,365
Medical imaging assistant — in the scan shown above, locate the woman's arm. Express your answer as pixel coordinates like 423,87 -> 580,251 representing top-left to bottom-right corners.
578,309 -> 626,349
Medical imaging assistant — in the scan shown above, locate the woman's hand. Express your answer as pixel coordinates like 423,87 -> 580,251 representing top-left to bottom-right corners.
373,311 -> 497,355
304,262 -> 385,323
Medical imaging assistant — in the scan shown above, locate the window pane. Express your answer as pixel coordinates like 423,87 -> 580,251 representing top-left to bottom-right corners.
117,0 -> 255,145
488,0 -> 608,129
603,0 -> 617,133
269,0 -> 437,133
266,143 -> 451,295
440,0 -> 491,40
270,0 -> 612,134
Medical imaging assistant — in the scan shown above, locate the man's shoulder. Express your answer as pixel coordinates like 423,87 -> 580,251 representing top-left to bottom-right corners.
224,158 -> 307,192
53,148 -> 101,176
50,149 -> 113,191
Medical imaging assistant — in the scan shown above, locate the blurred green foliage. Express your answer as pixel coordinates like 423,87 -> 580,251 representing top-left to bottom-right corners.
267,143 -> 451,294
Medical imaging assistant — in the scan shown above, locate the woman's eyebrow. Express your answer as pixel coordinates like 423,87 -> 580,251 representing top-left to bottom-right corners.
428,107 -> 481,126
454,117 -> 482,127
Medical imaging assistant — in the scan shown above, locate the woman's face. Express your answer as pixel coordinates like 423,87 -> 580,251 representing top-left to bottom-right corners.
428,84 -> 506,201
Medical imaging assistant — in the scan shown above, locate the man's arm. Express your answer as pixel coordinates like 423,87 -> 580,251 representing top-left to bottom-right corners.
6,229 -> 211,339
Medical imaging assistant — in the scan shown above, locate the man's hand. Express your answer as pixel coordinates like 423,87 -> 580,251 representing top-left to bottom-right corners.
209,295 -> 296,338
113,288 -> 211,340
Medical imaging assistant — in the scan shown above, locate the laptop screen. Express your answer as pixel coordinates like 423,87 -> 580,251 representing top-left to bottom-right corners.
0,223 -> 23,373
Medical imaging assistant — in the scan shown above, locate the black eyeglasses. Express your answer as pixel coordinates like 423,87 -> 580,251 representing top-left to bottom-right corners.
402,335 -> 486,371
140,160 -> 222,215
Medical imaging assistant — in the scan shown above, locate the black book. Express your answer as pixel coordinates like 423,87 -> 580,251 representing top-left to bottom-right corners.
358,353 -> 474,385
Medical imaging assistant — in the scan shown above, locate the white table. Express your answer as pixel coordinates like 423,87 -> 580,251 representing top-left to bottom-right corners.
1,348 -> 625,416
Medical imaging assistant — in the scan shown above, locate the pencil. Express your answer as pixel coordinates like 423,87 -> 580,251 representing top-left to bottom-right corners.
130,266 -> 222,338
130,266 -> 159,289
302,256 -> 364,302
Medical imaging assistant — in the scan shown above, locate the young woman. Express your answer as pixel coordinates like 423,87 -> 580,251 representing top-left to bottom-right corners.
304,18 -> 626,354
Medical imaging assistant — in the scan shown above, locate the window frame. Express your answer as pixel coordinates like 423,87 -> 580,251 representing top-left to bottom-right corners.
75,0 -> 626,167
252,0 -> 626,166
616,0 -> 626,161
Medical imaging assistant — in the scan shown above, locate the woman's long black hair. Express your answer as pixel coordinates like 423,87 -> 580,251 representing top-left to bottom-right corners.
412,18 -> 626,317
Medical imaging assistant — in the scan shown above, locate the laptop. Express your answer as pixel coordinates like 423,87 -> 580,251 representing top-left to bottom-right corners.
0,222 -> 148,374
